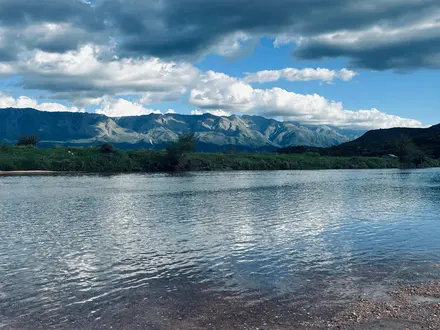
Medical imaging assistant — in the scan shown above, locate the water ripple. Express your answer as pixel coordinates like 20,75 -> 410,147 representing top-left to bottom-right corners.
1,169 -> 440,328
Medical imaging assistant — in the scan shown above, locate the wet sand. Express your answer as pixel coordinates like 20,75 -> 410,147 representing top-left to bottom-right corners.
304,281 -> 440,329
92,281 -> 440,329
5,281 -> 438,330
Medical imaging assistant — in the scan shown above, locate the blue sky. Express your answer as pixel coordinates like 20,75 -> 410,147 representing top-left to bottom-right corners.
197,39 -> 440,125
0,0 -> 439,129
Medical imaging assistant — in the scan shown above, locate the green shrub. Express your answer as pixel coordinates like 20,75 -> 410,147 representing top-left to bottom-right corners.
16,135 -> 40,147
304,152 -> 321,157
99,143 -> 116,154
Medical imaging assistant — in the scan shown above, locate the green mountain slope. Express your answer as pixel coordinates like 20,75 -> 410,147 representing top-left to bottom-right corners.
280,124 -> 440,159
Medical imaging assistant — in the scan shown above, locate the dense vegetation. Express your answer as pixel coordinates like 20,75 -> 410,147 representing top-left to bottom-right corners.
279,125 -> 440,169
16,134 -> 40,147
0,144 -> 401,173
3,128 -> 440,172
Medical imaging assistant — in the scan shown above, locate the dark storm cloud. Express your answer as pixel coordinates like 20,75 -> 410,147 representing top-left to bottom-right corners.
94,0 -> 440,70
0,0 -> 440,69
0,0 -> 104,60
294,34 -> 440,71
0,0 -> 99,28
98,0 -> 346,58
0,48 -> 15,62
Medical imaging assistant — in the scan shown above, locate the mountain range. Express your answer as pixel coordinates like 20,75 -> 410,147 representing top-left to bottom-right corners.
0,108 -> 364,151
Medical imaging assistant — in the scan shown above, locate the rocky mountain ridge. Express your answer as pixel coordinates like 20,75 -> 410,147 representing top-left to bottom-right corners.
0,108 -> 363,151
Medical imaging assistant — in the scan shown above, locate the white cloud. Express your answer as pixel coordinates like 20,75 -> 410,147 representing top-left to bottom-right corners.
244,67 -> 357,83
209,32 -> 258,59
189,71 -> 423,128
7,45 -> 200,105
191,109 -> 232,117
94,97 -> 162,117
273,34 -> 302,48
0,63 -> 14,76
138,89 -> 187,104
298,18 -> 440,50
190,71 -> 256,111
0,42 -> 423,128
0,93 -> 84,112
337,68 -> 358,81
0,87 -> 422,129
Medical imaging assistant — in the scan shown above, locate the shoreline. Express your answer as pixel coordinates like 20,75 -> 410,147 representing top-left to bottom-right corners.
0,167 -> 437,176
4,280 -> 439,329
311,281 -> 440,329
0,170 -> 61,176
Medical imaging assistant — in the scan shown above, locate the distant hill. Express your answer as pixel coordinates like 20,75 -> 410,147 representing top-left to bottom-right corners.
279,124 -> 440,158
0,108 -> 363,151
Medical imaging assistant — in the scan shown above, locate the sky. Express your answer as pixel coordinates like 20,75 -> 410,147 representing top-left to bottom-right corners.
0,0 -> 439,129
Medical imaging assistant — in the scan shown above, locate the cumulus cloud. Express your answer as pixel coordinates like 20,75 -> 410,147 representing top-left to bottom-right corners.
94,98 -> 162,117
0,0 -> 101,61
4,45 -> 199,105
191,109 -> 232,117
0,87 -> 423,129
208,32 -> 259,59
286,14 -> 440,70
0,93 -> 84,112
0,93 -> 163,117
0,0 -> 95,28
0,0 -> 439,69
244,68 -> 357,83
0,0 -> 432,128
138,90 -> 188,105
0,62 -> 14,76
189,71 -> 422,129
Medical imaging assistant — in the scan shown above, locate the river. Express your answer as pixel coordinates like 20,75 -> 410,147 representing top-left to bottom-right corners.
1,169 -> 440,329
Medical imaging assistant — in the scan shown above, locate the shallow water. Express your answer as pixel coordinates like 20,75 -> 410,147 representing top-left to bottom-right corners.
1,169 -> 440,329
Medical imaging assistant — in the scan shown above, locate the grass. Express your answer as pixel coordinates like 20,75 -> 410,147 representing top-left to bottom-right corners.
0,145 -> 403,173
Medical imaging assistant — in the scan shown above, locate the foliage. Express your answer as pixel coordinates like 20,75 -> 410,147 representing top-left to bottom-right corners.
164,133 -> 196,171
16,135 -> 40,147
0,145 -> 413,173
304,151 -> 321,157
99,143 -> 116,154
223,146 -> 237,154
396,136 -> 427,168
278,124 -> 440,166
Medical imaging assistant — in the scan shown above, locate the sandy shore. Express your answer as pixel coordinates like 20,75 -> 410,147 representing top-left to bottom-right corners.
304,281 -> 440,329
97,281 -> 440,330
2,280 -> 440,329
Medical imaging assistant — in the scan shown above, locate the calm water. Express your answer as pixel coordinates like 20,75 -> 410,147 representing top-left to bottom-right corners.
1,169 -> 440,329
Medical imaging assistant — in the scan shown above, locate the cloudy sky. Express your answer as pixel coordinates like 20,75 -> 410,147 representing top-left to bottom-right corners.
0,0 -> 439,129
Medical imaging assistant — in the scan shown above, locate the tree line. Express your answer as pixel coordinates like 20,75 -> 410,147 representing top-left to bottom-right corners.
10,133 -> 196,172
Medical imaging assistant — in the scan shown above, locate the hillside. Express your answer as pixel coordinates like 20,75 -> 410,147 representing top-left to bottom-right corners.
279,124 -> 440,159
0,108 -> 363,151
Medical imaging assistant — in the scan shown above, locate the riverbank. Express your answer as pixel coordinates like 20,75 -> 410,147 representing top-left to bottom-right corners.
6,279 -> 438,329
0,170 -> 60,176
0,146 -> 402,172
86,280 -> 440,329
309,281 -> 440,329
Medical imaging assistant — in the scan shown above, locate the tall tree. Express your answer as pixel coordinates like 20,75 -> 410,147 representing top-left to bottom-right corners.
165,133 -> 196,171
